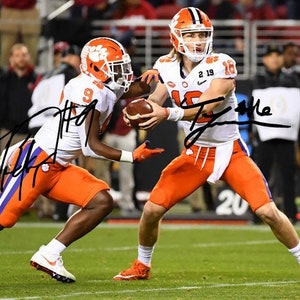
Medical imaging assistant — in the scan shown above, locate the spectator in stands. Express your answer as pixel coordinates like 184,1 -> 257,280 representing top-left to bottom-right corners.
286,0 -> 300,19
0,0 -> 41,67
0,43 -> 39,151
70,0 -> 118,20
269,0 -> 300,19
148,0 -> 180,8
282,42 -> 300,76
196,0 -> 238,19
116,30 -> 142,77
233,0 -> 278,51
111,0 -> 157,35
107,0 -> 158,61
194,0 -> 239,52
268,0 -> 288,19
154,1 -> 182,49
176,0 -> 199,6
251,44 -> 300,224
112,0 -> 157,20
28,44 -> 81,135
234,0 -> 277,19
155,1 -> 182,19
53,41 -> 70,69
281,41 -> 300,210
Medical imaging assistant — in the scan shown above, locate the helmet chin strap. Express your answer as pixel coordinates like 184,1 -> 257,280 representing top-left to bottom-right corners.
182,41 -> 212,62
179,46 -> 205,63
185,53 -> 204,62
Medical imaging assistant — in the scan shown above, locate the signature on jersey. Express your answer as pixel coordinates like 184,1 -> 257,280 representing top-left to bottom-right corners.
182,96 -> 289,148
0,97 -> 289,197
0,100 -> 97,197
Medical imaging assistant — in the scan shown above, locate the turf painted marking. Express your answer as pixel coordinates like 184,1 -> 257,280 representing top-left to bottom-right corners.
1,239 -> 277,255
13,222 -> 293,231
1,223 -> 280,255
0,280 -> 299,299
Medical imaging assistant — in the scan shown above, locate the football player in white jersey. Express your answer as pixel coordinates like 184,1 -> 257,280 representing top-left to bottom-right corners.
0,37 -> 164,283
113,7 -> 300,280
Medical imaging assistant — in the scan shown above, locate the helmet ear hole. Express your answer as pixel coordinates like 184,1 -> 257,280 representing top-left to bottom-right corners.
93,65 -> 99,72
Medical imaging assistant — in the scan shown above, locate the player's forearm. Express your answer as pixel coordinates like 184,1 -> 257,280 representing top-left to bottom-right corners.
169,98 -> 223,121
123,81 -> 150,99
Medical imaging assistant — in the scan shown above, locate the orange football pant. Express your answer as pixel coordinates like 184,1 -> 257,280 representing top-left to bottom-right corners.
149,139 -> 272,211
0,140 -> 109,228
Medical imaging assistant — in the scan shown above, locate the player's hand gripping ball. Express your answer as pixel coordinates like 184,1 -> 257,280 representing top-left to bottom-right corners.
125,98 -> 153,128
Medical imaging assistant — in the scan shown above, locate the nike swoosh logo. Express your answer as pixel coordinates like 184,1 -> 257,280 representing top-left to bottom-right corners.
42,255 -> 57,266
197,80 -> 207,85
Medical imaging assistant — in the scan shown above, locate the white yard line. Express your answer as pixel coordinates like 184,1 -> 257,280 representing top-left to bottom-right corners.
0,280 -> 299,300
1,223 -> 297,299
1,239 -> 277,255
13,222 -> 281,231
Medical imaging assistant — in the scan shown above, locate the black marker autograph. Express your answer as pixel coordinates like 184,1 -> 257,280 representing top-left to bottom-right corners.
0,100 -> 97,199
180,96 -> 289,148
0,96 -> 290,200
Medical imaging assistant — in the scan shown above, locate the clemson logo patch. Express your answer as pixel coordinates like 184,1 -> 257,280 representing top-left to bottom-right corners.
88,45 -> 108,62
41,164 -> 49,172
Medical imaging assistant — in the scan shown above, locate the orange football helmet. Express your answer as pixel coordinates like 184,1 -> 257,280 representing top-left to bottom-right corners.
169,7 -> 213,62
80,37 -> 133,91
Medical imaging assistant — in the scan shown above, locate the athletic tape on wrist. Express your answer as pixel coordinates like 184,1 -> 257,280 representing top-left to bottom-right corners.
167,107 -> 184,122
120,150 -> 134,163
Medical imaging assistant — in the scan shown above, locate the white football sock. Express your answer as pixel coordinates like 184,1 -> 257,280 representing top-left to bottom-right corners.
288,240 -> 300,264
45,239 -> 66,256
137,245 -> 154,267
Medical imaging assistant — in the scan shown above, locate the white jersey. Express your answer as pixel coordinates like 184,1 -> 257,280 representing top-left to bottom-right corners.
154,52 -> 241,147
34,73 -> 122,166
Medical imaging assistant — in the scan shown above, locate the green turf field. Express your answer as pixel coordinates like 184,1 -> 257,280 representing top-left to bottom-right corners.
1,222 -> 300,299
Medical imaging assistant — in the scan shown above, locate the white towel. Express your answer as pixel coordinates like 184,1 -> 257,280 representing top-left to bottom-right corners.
207,141 -> 233,184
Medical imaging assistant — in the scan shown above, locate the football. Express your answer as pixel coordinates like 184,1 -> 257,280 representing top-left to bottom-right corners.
126,98 -> 153,128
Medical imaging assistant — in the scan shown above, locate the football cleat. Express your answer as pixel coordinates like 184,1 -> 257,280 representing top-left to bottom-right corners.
30,245 -> 76,283
113,259 -> 151,280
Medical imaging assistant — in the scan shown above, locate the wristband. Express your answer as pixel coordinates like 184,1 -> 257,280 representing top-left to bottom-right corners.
167,107 -> 184,122
120,150 -> 134,163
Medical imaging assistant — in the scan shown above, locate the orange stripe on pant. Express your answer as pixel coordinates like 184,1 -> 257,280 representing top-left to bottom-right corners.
149,139 -> 272,211
0,140 -> 109,228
